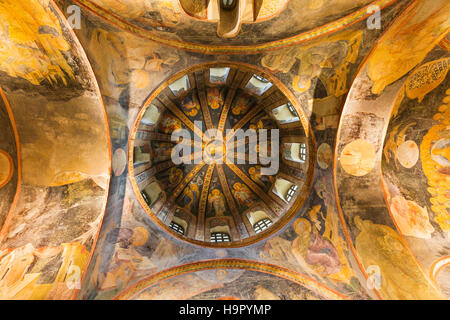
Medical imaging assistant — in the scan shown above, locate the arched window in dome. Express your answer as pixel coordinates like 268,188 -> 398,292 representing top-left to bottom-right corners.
169,75 -> 190,96
271,103 -> 300,124
273,177 -> 298,203
133,145 -> 150,165
245,74 -> 273,95
141,181 -> 163,208
210,232 -> 231,243
172,208 -> 195,237
253,74 -> 269,83
284,143 -> 307,164
253,218 -> 273,233
285,184 -> 298,202
141,104 -> 160,125
169,221 -> 185,235
210,67 -> 230,84
207,218 -> 233,243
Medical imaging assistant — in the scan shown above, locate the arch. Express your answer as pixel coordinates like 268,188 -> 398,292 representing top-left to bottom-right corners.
113,259 -> 349,300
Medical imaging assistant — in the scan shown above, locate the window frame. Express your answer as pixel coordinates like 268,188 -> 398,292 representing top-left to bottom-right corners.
271,103 -> 300,124
209,67 -> 230,84
253,218 -> 273,234
299,143 -> 307,163
210,232 -> 231,243
169,221 -> 185,235
285,184 -> 298,202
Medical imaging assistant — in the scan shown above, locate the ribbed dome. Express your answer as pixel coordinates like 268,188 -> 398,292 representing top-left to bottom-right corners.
130,63 -> 312,246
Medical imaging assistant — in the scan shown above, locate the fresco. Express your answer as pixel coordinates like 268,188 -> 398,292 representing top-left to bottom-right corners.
258,171 -> 370,300
354,217 -> 443,299
0,94 -> 18,229
0,0 -> 75,86
316,143 -> 332,170
72,0 -> 380,47
0,0 -> 110,300
334,0 -> 449,300
131,269 -> 324,300
261,29 -> 363,97
340,139 -> 376,177
421,90 -> 450,236
380,48 -> 450,297
62,0 -> 409,300
367,0 -> 450,95
0,0 -> 447,301
79,187 -> 200,300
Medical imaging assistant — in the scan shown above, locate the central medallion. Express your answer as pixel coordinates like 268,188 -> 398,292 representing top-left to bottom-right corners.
204,138 -> 224,163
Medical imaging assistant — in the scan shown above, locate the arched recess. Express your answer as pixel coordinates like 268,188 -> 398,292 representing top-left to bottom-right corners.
333,0 -> 449,300
0,0 -> 111,299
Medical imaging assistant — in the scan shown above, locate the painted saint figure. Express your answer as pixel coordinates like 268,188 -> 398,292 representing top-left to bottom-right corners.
180,183 -> 199,212
232,183 -> 256,208
207,87 -> 223,110
168,167 -> 183,189
181,93 -> 200,117
159,114 -> 182,134
249,166 -> 274,187
208,189 -> 227,216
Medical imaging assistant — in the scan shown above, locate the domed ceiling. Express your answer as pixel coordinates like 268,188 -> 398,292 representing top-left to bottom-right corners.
130,63 -> 313,246
0,0 -> 449,302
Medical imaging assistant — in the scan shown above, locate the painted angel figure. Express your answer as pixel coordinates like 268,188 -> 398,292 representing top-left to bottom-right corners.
168,167 -> 183,188
181,183 -> 199,212
181,94 -> 200,117
232,183 -> 256,208
249,166 -> 274,187
208,189 -> 227,216
207,87 -> 222,110
159,115 -> 181,134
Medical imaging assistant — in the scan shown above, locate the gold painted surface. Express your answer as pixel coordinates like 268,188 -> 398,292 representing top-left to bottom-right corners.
420,88 -> 450,236
354,217 -> 444,300
0,151 -> 13,188
367,0 -> 450,95
0,243 -> 89,300
0,0 -> 74,85
72,0 -> 394,53
340,139 -> 376,177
